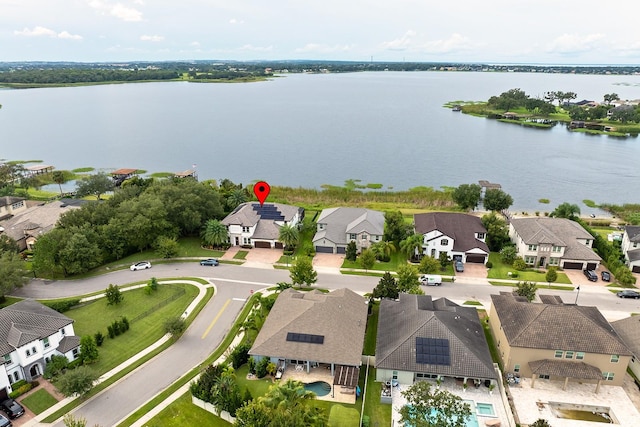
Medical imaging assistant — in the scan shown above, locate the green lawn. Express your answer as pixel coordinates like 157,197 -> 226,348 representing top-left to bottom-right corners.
233,250 -> 249,260
20,388 -> 59,414
363,301 -> 379,355
66,283 -> 198,375
342,251 -> 407,272
363,367 -> 392,426
144,392 -> 231,427
487,253 -> 571,284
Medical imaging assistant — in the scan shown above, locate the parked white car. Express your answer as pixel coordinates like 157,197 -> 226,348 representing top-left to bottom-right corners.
130,261 -> 152,271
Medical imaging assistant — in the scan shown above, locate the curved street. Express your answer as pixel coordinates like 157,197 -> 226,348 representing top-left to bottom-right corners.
11,262 -> 640,425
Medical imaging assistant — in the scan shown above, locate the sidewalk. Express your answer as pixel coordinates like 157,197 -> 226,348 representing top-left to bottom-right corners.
23,279 -> 212,427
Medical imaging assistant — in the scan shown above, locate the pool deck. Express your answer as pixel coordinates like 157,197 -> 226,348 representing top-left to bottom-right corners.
390,380 -> 509,427
279,365 -> 357,404
509,377 -> 640,427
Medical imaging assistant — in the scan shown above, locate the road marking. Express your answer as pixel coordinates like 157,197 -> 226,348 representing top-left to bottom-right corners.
232,298 -> 246,301
201,299 -> 231,340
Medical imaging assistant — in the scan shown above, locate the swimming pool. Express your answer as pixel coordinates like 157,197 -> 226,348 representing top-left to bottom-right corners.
476,402 -> 496,416
404,406 -> 479,427
303,381 -> 332,396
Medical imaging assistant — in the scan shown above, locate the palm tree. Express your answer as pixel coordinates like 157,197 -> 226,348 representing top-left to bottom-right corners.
201,219 -> 228,248
52,170 -> 66,196
278,224 -> 299,250
226,189 -> 248,210
371,240 -> 396,261
400,234 -> 424,260
262,380 -> 316,409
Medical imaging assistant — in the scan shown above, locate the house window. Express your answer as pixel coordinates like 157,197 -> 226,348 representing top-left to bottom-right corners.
565,351 -> 574,359
72,348 -> 79,358
392,371 -> 398,380
538,374 -> 550,380
318,224 -> 325,230
349,234 -> 357,241
3,355 -> 12,365
362,234 -> 368,241
602,372 -> 615,381
527,244 -> 537,251
374,235 -> 381,241
514,364 -> 521,373
13,372 -> 19,382
26,349 -> 31,357
32,346 -> 37,354
12,201 -> 24,209
242,226 -> 250,233
554,350 -> 563,358
576,352 -> 585,360
477,233 -> 485,239
441,239 -> 449,246
415,373 -> 438,379
61,328 -> 66,336
611,354 -> 620,363
243,237 -> 251,245
525,256 -> 536,265
549,257 -> 560,266
43,338 -> 50,348
552,246 -> 561,252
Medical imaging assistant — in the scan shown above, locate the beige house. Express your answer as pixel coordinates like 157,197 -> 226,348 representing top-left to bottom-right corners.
0,196 -> 27,220
490,293 -> 631,391
611,316 -> 640,380
313,207 -> 384,254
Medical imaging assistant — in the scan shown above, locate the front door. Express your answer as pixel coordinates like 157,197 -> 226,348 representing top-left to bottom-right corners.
539,257 -> 546,267
235,237 -> 240,246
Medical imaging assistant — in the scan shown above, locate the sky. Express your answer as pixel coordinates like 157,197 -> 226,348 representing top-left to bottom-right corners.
2,0 -> 640,64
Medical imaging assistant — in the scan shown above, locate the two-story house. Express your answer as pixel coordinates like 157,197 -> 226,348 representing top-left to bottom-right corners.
509,217 -> 600,270
0,197 -> 27,221
413,212 -> 489,263
489,292 -> 630,391
313,207 -> 384,254
221,202 -> 303,248
0,300 -> 80,400
621,226 -> 640,273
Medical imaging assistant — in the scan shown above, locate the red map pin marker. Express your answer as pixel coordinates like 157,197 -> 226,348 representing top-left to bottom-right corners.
254,181 -> 271,206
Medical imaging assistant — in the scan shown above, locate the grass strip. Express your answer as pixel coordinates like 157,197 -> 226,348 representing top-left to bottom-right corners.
42,286 -> 213,423
21,388 -> 58,415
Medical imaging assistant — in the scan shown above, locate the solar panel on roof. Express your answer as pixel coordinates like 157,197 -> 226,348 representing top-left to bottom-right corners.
286,332 -> 325,344
415,337 -> 450,366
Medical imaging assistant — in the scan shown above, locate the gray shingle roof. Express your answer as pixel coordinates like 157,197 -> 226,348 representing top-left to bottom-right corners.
413,213 -> 489,254
628,248 -> 640,262
249,288 -> 367,366
0,300 -> 74,356
625,226 -> 640,242
57,336 -> 80,353
529,359 -> 602,380
0,196 -> 25,209
313,208 -> 384,246
0,201 -> 81,243
510,218 -> 600,261
491,293 -> 630,356
611,316 -> 640,359
221,202 -> 300,227
375,294 -> 496,379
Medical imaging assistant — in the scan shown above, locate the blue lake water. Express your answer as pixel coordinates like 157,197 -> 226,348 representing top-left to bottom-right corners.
1,71 -> 640,211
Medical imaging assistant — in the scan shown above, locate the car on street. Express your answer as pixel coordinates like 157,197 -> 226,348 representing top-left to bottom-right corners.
419,274 -> 442,286
455,261 -> 464,273
200,258 -> 220,266
0,414 -> 11,427
130,261 -> 152,271
601,271 -> 611,282
617,290 -> 640,299
0,398 -> 24,419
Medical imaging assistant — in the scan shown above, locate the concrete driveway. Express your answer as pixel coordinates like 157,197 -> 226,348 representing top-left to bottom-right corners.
313,253 -> 345,269
243,248 -> 283,268
456,263 -> 488,279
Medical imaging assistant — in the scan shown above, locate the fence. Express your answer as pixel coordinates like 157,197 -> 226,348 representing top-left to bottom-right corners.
130,286 -> 186,323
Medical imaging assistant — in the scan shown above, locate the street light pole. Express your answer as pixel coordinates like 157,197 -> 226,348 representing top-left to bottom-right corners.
574,285 -> 581,304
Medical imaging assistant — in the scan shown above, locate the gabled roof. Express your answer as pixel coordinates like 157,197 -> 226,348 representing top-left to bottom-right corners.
375,294 -> 496,379
0,300 -> 74,356
611,316 -> 640,359
627,248 -> 640,262
0,201 -> 81,242
491,293 -> 630,356
0,197 -> 25,208
313,208 -> 384,245
510,218 -> 600,261
57,336 -> 80,354
221,202 -> 300,227
249,288 -> 367,366
625,226 -> 640,243
413,212 -> 489,254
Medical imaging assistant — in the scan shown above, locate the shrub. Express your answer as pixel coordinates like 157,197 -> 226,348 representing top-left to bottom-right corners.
513,257 -> 527,271
229,342 -> 252,369
485,261 -> 493,269
255,357 -> 269,378
45,299 -> 81,313
9,383 -> 33,399
44,355 -> 69,379
510,271 -> 519,278
247,357 -> 256,374
94,331 -> 104,347
362,415 -> 370,427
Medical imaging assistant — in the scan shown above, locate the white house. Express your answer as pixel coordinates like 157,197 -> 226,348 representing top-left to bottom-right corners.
313,207 -> 384,254
413,212 -> 489,263
0,300 -> 80,399
509,218 -> 601,270
221,202 -> 303,248
621,226 -> 640,273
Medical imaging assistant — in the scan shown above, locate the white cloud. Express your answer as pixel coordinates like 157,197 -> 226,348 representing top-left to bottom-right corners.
547,33 -> 605,55
238,44 -> 273,52
14,26 -> 82,40
294,43 -> 353,54
88,0 -> 143,22
423,33 -> 474,54
380,30 -> 417,51
229,18 -> 244,25
140,35 -> 164,42
380,32 -> 473,54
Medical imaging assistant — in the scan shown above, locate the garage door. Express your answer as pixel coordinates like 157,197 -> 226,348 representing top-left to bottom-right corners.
336,247 -> 346,254
315,246 -> 334,254
274,242 -> 284,249
586,263 -> 597,271
563,262 -> 583,270
633,266 -> 640,273
466,254 -> 486,263
0,387 -> 7,401
254,241 -> 271,249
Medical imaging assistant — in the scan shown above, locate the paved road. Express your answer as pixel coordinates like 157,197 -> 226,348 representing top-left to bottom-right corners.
11,263 -> 640,425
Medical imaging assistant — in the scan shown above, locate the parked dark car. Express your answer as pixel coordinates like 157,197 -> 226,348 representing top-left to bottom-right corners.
200,258 -> 219,266
617,290 -> 640,299
455,261 -> 464,273
583,269 -> 598,282
0,414 -> 10,427
0,398 -> 23,419
601,271 -> 611,282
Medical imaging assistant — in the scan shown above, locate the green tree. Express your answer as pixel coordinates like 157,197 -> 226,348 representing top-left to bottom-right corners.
383,210 -> 411,245
515,281 -> 537,302
163,316 -> 186,336
57,366 -> 98,397
603,93 -> 619,105
545,267 -> 558,288
400,234 -> 424,260
396,264 -> 423,294
79,335 -> 99,365
438,252 -> 451,270
452,184 -> 482,211
0,235 -> 19,254
530,419 -> 552,427
58,232 -> 102,275
201,219 -> 229,248
52,170 -> 67,196
513,257 -> 527,271
372,272 -> 399,299
399,381 -> 472,427
154,235 -> 179,258
551,202 -> 580,220
63,414 -> 103,427
147,277 -> 159,293
0,252 -> 29,298
345,240 -> 357,262
359,248 -> 376,271
371,240 -> 395,261
483,189 -> 514,212
500,245 -> 517,265
226,189 -> 248,210
419,256 -> 440,274
105,284 -> 123,306
289,257 -> 317,287
75,172 -> 114,200
278,224 -> 299,250
481,212 -> 510,252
